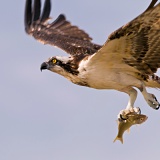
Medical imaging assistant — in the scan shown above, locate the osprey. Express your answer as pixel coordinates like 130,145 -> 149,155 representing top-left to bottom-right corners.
25,0 -> 160,118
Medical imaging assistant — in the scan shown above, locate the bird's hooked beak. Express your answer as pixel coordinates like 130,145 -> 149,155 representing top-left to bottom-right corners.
40,62 -> 48,71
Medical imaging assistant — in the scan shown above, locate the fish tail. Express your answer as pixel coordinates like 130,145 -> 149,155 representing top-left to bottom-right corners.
113,136 -> 123,144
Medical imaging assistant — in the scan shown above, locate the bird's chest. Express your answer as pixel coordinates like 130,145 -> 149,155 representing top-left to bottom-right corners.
77,65 -> 122,89
77,63 -> 141,90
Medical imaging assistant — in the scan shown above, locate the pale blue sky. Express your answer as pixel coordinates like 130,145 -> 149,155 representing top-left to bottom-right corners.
1,0 -> 160,160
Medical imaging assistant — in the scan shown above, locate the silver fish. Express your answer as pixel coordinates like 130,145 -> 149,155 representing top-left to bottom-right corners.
113,112 -> 148,144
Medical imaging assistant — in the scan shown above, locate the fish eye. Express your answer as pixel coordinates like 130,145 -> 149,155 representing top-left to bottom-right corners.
52,59 -> 57,64
140,118 -> 143,121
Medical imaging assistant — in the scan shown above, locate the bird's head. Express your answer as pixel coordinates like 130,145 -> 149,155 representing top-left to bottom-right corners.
40,56 -> 78,77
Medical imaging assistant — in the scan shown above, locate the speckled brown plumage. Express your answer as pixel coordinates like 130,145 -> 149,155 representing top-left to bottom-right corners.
25,0 -> 101,58
106,2 -> 160,76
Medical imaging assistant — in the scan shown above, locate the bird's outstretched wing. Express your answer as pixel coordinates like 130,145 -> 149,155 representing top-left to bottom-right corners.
25,0 -> 101,56
88,2 -> 160,77
144,0 -> 158,12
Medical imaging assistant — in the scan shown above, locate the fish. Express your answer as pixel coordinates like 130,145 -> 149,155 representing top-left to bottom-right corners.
113,112 -> 148,144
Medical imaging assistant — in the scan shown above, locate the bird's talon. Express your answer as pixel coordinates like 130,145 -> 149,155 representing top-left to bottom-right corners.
118,107 -> 141,121
119,114 -> 128,121
145,93 -> 160,110
154,97 -> 158,102
136,107 -> 141,114
155,105 -> 159,110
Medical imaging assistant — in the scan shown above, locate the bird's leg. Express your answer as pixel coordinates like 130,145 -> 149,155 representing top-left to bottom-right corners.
140,83 -> 160,110
118,87 -> 141,120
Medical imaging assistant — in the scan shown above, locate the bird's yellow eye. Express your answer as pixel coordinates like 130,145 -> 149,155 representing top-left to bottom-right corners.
52,59 -> 57,64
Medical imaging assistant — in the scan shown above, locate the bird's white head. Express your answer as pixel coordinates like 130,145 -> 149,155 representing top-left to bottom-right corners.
40,56 -> 79,78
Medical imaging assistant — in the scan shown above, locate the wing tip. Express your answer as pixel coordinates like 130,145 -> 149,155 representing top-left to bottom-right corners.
32,0 -> 41,22
40,0 -> 51,22
24,0 -> 52,34
24,0 -> 32,34
144,0 -> 158,12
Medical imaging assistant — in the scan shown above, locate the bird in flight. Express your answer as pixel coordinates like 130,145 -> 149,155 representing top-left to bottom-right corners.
25,0 -> 160,119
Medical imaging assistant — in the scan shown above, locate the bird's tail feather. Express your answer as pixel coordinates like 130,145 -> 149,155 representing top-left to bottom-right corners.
145,74 -> 160,88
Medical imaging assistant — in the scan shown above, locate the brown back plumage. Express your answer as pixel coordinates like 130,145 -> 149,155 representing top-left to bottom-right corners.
105,2 -> 160,75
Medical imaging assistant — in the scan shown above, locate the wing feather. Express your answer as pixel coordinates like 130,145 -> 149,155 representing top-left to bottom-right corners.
24,0 -> 101,56
89,2 -> 160,77
40,0 -> 51,22
32,0 -> 41,22
25,0 -> 32,32
49,14 -> 66,29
